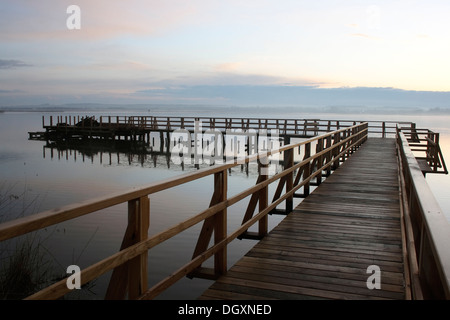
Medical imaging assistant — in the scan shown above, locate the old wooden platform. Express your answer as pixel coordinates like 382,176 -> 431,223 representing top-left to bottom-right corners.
199,138 -> 407,300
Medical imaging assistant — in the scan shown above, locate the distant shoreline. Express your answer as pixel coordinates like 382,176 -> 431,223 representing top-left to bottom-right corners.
1,103 -> 450,116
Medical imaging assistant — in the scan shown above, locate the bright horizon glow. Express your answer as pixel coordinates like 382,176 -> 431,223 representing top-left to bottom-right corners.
1,0 -> 450,106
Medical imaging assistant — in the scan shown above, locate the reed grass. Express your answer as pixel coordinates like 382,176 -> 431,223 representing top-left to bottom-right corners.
0,182 -> 96,299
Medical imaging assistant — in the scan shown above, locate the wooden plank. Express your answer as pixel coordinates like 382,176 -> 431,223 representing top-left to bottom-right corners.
237,256 -> 405,286
199,138 -> 407,300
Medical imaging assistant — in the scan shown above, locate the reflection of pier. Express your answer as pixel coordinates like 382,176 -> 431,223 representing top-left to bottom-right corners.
42,139 -> 150,166
35,121 -> 284,172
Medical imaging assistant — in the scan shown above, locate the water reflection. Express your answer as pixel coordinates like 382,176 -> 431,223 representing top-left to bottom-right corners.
35,129 -> 290,176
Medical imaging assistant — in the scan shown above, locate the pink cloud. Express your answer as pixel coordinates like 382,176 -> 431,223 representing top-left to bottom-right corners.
0,0 -> 204,41
350,33 -> 381,40
214,62 -> 241,72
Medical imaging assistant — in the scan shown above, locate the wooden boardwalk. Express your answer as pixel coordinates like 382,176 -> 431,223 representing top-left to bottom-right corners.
199,138 -> 407,300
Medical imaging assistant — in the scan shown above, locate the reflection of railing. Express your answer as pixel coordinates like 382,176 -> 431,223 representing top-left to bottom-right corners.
3,123 -> 368,299
397,130 -> 450,299
399,127 -> 448,175
42,139 -> 150,166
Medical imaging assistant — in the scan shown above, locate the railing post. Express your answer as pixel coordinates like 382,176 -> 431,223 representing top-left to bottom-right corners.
433,133 -> 439,172
351,127 -> 356,153
258,162 -> 269,237
129,196 -> 150,299
325,135 -> 332,176
303,142 -> 311,197
284,139 -> 294,213
214,170 -> 227,275
316,138 -> 324,186
332,132 -> 341,170
343,129 -> 350,161
189,169 -> 228,279
105,196 -> 149,300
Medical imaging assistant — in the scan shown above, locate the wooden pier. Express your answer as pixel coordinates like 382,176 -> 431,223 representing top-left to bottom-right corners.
1,117 -> 448,300
31,115 -> 413,142
199,138 -> 406,300
30,115 -> 447,175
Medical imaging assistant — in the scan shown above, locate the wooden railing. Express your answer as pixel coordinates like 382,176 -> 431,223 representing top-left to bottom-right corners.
41,115 -> 406,138
399,126 -> 448,175
1,123 -> 368,300
396,129 -> 450,299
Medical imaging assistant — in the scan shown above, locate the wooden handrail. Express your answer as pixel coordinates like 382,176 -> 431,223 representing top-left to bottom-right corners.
399,127 -> 448,175
3,123 -> 368,299
41,115 -> 404,137
397,130 -> 450,299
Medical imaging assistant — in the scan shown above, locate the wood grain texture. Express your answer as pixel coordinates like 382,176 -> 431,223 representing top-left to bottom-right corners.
199,138 -> 407,300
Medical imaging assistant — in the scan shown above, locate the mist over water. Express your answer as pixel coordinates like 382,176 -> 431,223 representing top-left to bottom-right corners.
1,107 -> 449,299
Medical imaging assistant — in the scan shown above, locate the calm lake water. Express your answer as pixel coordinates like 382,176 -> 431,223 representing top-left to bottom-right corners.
1,107 -> 450,300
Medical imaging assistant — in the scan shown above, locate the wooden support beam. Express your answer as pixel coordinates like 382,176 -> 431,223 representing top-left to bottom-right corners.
239,162 -> 269,240
303,142 -> 311,197
214,171 -> 227,276
189,170 -> 228,279
284,148 -> 294,214
258,163 -> 268,237
105,196 -> 149,300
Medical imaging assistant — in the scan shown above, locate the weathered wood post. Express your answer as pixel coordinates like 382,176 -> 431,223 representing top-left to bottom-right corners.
303,142 -> 311,197
333,131 -> 341,170
189,169 -> 228,279
316,137 -> 324,186
214,170 -> 227,276
325,135 -> 332,176
284,137 -> 294,214
125,196 -> 150,299
257,159 -> 269,237
105,196 -> 150,300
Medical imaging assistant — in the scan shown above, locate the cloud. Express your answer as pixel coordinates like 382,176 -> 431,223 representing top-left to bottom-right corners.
349,33 -> 381,41
0,59 -> 32,69
0,1 -> 205,41
214,62 -> 241,72
416,34 -> 431,39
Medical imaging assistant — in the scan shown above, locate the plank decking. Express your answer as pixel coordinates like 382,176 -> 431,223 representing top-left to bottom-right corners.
199,138 -> 407,300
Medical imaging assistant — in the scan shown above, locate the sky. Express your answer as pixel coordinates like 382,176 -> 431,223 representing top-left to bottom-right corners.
1,0 -> 450,108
